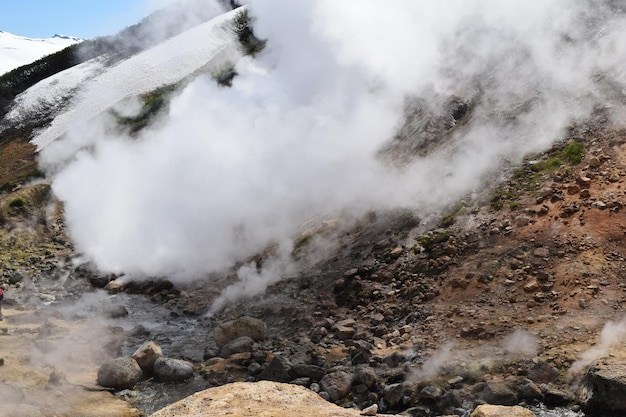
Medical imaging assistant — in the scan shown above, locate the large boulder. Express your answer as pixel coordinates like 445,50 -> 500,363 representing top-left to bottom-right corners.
579,359 -> 626,413
320,370 -> 353,402
97,357 -> 143,390
131,341 -> 163,373
220,336 -> 255,357
214,316 -> 267,348
470,404 -> 535,417
153,358 -> 194,382
150,381 -> 370,417
474,381 -> 518,406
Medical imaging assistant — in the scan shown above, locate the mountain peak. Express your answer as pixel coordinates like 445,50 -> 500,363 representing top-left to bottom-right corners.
53,34 -> 83,42
0,31 -> 82,76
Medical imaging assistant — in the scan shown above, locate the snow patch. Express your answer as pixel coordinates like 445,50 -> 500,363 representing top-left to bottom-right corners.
0,31 -> 82,76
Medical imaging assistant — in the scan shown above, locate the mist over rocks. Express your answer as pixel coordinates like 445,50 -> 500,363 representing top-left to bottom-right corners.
578,358 -> 626,414
6,1 -> 626,416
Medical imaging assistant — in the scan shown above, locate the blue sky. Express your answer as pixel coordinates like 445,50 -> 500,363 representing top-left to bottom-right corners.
0,1 -> 169,39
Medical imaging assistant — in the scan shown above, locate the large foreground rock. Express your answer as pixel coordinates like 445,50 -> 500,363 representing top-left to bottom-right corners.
214,316 -> 267,348
579,359 -> 626,413
470,404 -> 535,417
97,357 -> 143,390
149,381 -> 399,417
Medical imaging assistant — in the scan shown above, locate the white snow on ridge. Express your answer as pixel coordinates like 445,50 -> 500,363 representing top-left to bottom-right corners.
0,31 -> 82,76
23,9 -> 241,151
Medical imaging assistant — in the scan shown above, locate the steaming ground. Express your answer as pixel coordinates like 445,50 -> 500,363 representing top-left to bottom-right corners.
31,1 -> 626,307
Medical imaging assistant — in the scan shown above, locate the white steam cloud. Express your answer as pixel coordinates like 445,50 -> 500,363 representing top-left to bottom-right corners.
39,1 -> 626,307
570,316 -> 626,376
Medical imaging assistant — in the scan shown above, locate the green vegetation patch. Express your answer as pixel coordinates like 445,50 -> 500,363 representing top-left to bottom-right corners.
232,8 -> 266,57
416,229 -> 451,252
563,141 -> 584,164
489,139 -> 585,211
112,83 -> 180,134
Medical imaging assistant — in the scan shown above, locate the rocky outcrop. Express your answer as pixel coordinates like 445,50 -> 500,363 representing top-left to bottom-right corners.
214,316 -> 267,348
149,381 -> 394,417
97,357 -> 143,390
470,404 -> 535,417
579,359 -> 626,413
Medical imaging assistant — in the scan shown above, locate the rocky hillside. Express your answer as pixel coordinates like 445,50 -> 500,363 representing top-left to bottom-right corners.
1,117 -> 626,416
2,3 -> 626,417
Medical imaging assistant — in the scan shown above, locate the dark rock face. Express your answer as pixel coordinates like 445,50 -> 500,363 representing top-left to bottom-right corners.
97,357 -> 143,390
153,358 -> 194,382
579,360 -> 626,413
258,355 -> 293,383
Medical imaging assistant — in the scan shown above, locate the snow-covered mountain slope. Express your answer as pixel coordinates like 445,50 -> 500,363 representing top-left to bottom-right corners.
0,31 -> 82,76
5,9 -> 240,151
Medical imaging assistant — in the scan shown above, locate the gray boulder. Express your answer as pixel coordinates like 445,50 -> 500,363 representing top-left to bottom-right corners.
220,336 -> 254,357
320,370 -> 353,402
353,365 -> 376,389
153,357 -> 194,382
258,355 -> 293,383
97,357 -> 143,390
475,381 -> 518,406
214,316 -> 267,348
131,341 -> 163,373
579,360 -> 626,413
383,383 -> 405,408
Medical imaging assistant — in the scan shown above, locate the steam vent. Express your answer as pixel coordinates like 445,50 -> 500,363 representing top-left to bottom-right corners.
1,1 -> 626,416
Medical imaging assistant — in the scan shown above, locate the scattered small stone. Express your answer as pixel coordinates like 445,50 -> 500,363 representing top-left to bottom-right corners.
589,156 -> 602,167
361,403 -> 378,416
592,200 -> 607,209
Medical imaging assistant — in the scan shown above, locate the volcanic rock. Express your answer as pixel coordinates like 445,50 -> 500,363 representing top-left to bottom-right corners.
475,381 -> 518,406
291,363 -> 325,381
220,335 -> 255,357
320,370 -> 353,402
470,404 -> 535,417
258,355 -> 293,383
214,316 -> 267,348
579,359 -> 626,413
353,365 -> 377,389
383,382 -> 405,408
131,340 -> 163,373
153,357 -> 194,382
97,357 -> 143,390
149,381 -> 387,417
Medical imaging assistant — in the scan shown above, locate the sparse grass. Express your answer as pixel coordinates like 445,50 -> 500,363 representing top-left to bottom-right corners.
9,197 -> 26,208
292,234 -> 313,256
416,230 -> 451,252
113,83 -> 180,134
531,157 -> 562,172
0,140 -> 41,193
232,9 -> 266,57
563,141 -> 584,164
438,201 -> 465,228
489,140 -> 585,211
